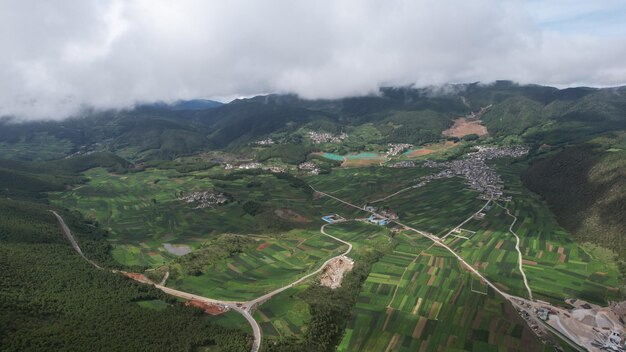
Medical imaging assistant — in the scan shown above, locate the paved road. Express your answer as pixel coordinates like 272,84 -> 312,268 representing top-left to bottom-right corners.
246,222 -> 353,309
311,185 -> 597,352
440,198 -> 492,240
308,188 -> 512,299
52,181 -> 559,352
155,285 -> 261,352
51,210 -> 262,351
52,209 -> 355,352
50,211 -> 103,270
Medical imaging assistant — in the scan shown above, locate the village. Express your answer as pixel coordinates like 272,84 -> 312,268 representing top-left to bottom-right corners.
224,162 -> 286,173
386,143 -> 413,156
307,131 -> 348,144
178,190 -> 231,209
421,145 -> 529,200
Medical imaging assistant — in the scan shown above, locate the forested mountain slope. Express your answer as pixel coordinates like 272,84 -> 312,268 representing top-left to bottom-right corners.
522,132 -> 626,257
2,82 -> 626,161
0,158 -> 251,351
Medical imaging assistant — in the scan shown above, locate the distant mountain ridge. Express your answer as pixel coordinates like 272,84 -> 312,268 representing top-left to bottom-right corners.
1,81 -> 626,161
140,99 -> 223,111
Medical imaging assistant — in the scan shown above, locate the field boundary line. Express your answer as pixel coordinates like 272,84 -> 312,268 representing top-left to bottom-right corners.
387,243 -> 436,309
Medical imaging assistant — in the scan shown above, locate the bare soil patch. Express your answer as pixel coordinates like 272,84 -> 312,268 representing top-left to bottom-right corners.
341,158 -> 384,168
256,242 -> 270,251
442,118 -> 488,138
320,256 -> 354,289
123,272 -> 154,284
406,149 -> 433,158
185,299 -> 227,315
522,259 -> 538,265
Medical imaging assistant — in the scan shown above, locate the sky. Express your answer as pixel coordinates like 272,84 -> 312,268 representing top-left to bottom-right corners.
2,0 -> 626,120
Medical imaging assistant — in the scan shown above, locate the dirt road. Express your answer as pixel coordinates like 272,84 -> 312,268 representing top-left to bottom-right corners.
495,202 -> 533,300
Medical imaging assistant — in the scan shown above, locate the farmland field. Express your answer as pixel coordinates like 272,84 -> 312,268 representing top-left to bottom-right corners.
253,285 -> 311,340
441,161 -> 623,305
309,167 -> 486,236
168,229 -> 347,301
45,153 -> 624,352
340,243 -> 551,352
307,166 -> 430,203
50,167 -> 324,266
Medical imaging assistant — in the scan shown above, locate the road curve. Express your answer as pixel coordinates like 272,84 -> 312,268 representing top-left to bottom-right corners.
247,222 -> 353,308
155,285 -> 261,352
308,187 -> 512,299
50,210 -> 261,352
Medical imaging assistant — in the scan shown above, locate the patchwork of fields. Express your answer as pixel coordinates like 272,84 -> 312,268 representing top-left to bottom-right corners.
309,167 -> 485,236
454,162 -> 622,304
169,230 -> 346,301
51,167 -> 322,266
340,241 -> 549,352
48,157 -> 623,351
253,285 -> 311,339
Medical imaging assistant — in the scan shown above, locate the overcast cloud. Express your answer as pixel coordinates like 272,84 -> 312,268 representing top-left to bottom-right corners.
2,0 -> 626,120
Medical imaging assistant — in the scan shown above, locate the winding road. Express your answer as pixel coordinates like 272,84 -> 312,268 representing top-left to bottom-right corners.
51,210 -> 353,352
495,201 -> 533,300
308,187 -> 512,299
51,178 -> 549,351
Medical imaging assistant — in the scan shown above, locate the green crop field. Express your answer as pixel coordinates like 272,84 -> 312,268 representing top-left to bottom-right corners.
307,167 -> 430,203
339,243 -> 550,352
44,155 -> 624,352
440,161 -> 622,305
50,167 -> 326,266
377,177 -> 485,236
253,285 -> 311,339
168,229 -> 346,301
308,166 -> 486,236
322,220 -> 394,253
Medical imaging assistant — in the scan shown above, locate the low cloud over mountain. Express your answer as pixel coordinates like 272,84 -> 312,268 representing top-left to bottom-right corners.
2,0 -> 626,120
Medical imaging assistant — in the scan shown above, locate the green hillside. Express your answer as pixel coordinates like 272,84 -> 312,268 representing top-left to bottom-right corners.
0,158 -> 251,351
2,82 -> 626,162
522,132 -> 626,258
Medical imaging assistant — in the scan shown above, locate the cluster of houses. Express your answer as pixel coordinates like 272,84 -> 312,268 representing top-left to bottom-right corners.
388,161 -> 416,168
224,162 -> 285,173
178,190 -> 230,209
308,131 -> 348,144
363,205 -> 398,226
255,138 -> 275,146
298,161 -> 320,175
386,143 -> 413,156
419,146 -> 528,200
321,214 -> 346,223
